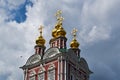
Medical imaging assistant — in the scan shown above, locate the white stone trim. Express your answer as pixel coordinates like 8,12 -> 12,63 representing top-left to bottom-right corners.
48,68 -> 55,80
24,69 -> 28,80
48,63 -> 55,70
58,57 -> 60,80
29,76 -> 35,80
29,70 -> 36,77
29,70 -> 36,80
64,60 -> 66,80
38,72 -> 44,80
61,56 -> 62,80
38,64 -> 45,74
59,39 -> 60,48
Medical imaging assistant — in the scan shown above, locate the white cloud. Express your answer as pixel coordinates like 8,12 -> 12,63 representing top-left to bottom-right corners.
81,0 -> 120,24
79,25 -> 111,43
0,1 -> 51,79
0,0 -> 120,80
78,0 -> 120,45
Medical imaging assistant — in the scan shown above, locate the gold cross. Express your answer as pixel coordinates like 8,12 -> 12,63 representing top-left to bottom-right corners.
55,10 -> 62,19
72,28 -> 78,39
59,17 -> 64,22
38,25 -> 44,36
55,10 -> 64,24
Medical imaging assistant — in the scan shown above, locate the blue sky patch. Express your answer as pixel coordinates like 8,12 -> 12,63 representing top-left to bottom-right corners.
7,0 -> 33,23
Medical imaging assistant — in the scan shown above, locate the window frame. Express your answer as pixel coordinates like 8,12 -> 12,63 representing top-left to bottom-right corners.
47,63 -> 56,80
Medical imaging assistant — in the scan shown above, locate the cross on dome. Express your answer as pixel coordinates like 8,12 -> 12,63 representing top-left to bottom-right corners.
72,28 -> 78,39
35,25 -> 46,46
70,28 -> 79,49
55,10 -> 62,19
38,25 -> 44,36
55,10 -> 64,24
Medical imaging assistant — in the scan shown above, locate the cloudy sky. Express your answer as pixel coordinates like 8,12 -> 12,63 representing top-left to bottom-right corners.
0,0 -> 120,80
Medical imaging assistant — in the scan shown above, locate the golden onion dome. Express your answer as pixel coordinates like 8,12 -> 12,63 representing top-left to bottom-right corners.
56,25 -> 66,37
36,25 -> 46,46
52,28 -> 57,37
52,10 -> 66,38
36,36 -> 45,46
70,39 -> 80,49
52,25 -> 59,38
70,28 -> 80,49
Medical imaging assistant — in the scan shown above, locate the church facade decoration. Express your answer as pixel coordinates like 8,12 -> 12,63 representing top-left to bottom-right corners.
20,10 -> 92,80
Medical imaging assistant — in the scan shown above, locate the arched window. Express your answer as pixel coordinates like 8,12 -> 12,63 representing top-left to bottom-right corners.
38,65 -> 45,80
29,70 -> 36,80
48,63 -> 55,80
38,73 -> 44,80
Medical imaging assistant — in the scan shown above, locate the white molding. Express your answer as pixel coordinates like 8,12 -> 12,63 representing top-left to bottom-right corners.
38,64 -> 45,74
48,63 -> 55,70
38,73 -> 44,80
29,76 -> 35,80
58,57 -> 60,80
29,70 -> 36,80
24,69 -> 28,80
48,69 -> 55,80
64,60 -> 66,80
29,70 -> 36,77
61,56 -> 62,80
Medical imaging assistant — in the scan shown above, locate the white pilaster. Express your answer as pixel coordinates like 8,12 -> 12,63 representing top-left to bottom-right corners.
64,60 -> 66,80
61,56 -> 63,80
58,57 -> 60,80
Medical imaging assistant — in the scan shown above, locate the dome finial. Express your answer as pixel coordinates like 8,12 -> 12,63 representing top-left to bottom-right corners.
52,10 -> 66,38
36,25 -> 46,46
38,25 -> 43,37
70,28 -> 80,49
72,28 -> 78,40
55,10 -> 64,25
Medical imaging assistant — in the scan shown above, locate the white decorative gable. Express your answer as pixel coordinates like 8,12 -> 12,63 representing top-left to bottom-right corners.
38,64 -> 45,73
25,54 -> 41,65
48,63 -> 55,70
43,48 -> 60,60
29,70 -> 36,77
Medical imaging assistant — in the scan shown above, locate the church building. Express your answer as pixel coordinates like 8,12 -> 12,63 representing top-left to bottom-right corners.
20,10 -> 92,80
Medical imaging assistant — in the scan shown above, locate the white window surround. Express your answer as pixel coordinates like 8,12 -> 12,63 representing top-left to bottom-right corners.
38,73 -> 44,80
48,63 -> 55,70
29,70 -> 36,80
29,70 -> 36,77
38,64 -> 45,80
48,63 -> 55,80
48,69 -> 55,80
29,76 -> 35,80
38,64 -> 45,74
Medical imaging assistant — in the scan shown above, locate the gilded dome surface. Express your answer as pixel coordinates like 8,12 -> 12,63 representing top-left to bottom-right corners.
51,10 -> 66,38
70,28 -> 80,48
56,25 -> 66,37
52,25 -> 59,38
70,39 -> 79,49
36,36 -> 45,46
36,25 -> 46,46
52,28 -> 57,37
